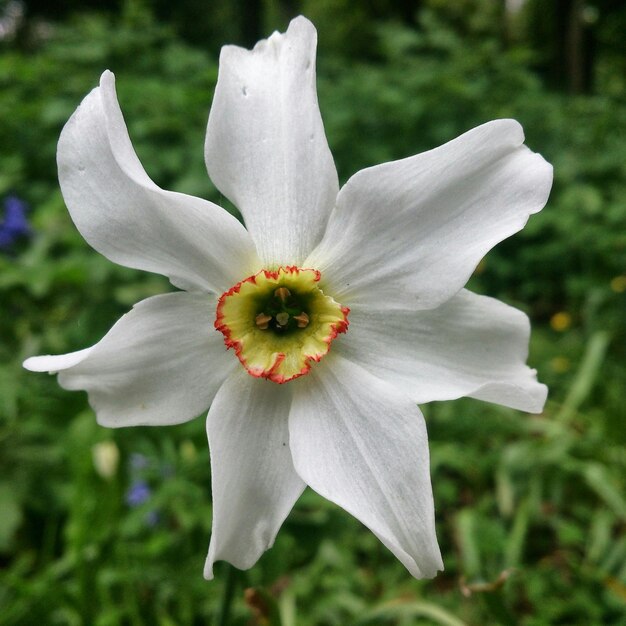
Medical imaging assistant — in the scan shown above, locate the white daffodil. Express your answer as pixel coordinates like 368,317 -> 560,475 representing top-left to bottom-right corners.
24,16 -> 552,579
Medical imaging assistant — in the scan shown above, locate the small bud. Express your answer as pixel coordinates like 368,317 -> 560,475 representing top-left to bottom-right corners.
92,441 -> 120,480
274,287 -> 291,302
255,312 -> 272,329
293,312 -> 309,328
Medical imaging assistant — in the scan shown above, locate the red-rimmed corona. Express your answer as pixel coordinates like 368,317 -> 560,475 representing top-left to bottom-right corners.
215,266 -> 349,383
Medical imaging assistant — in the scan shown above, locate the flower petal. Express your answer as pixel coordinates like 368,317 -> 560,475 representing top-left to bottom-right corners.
204,370 -> 305,578
335,289 -> 547,413
58,70 -> 259,294
205,16 -> 339,267
289,354 -> 443,578
23,293 -> 232,427
307,120 -> 552,310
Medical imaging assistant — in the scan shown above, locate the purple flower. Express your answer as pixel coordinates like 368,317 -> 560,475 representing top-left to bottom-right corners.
126,480 -> 151,507
0,195 -> 31,250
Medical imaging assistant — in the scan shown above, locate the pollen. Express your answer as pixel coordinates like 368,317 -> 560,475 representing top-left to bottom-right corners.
215,266 -> 349,383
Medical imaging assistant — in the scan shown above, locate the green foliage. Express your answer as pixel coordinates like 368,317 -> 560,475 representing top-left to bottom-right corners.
1,4 -> 625,625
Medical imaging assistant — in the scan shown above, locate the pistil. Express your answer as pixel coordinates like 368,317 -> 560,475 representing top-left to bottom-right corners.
276,312 -> 290,327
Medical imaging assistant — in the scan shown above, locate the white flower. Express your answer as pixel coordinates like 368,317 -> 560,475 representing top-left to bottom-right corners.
24,16 -> 552,579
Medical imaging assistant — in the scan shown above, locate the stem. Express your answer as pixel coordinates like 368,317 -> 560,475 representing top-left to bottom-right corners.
217,563 -> 238,626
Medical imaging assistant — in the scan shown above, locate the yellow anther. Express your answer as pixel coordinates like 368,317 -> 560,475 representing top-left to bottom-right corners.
293,312 -> 310,328
274,287 -> 291,302
275,312 -> 289,327
255,312 -> 272,330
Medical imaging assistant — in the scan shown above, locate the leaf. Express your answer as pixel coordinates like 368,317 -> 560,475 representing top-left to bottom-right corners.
355,600 -> 467,626
556,331 -> 610,422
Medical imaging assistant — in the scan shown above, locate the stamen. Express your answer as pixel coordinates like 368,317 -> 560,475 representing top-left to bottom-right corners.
274,287 -> 291,303
275,312 -> 290,327
293,312 -> 309,328
255,312 -> 272,330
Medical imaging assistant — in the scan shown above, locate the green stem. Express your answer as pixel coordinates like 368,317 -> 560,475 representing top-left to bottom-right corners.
217,563 -> 238,626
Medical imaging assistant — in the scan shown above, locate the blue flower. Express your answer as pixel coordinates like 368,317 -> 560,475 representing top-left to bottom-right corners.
126,480 -> 151,507
0,195 -> 31,250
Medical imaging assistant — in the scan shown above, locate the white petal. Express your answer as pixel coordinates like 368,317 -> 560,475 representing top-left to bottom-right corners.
335,289 -> 547,413
289,354 -> 443,578
24,347 -> 93,372
307,120 -> 552,310
23,293 -> 233,427
204,370 -> 305,578
58,70 -> 259,294
205,16 -> 339,267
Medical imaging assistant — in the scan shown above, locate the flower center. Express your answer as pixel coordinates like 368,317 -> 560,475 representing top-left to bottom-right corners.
254,285 -> 311,333
215,266 -> 349,383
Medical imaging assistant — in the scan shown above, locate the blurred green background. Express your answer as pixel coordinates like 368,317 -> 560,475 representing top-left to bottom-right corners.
1,0 -> 625,624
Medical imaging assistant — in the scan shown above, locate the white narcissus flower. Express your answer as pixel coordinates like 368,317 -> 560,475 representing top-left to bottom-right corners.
24,16 -> 552,579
